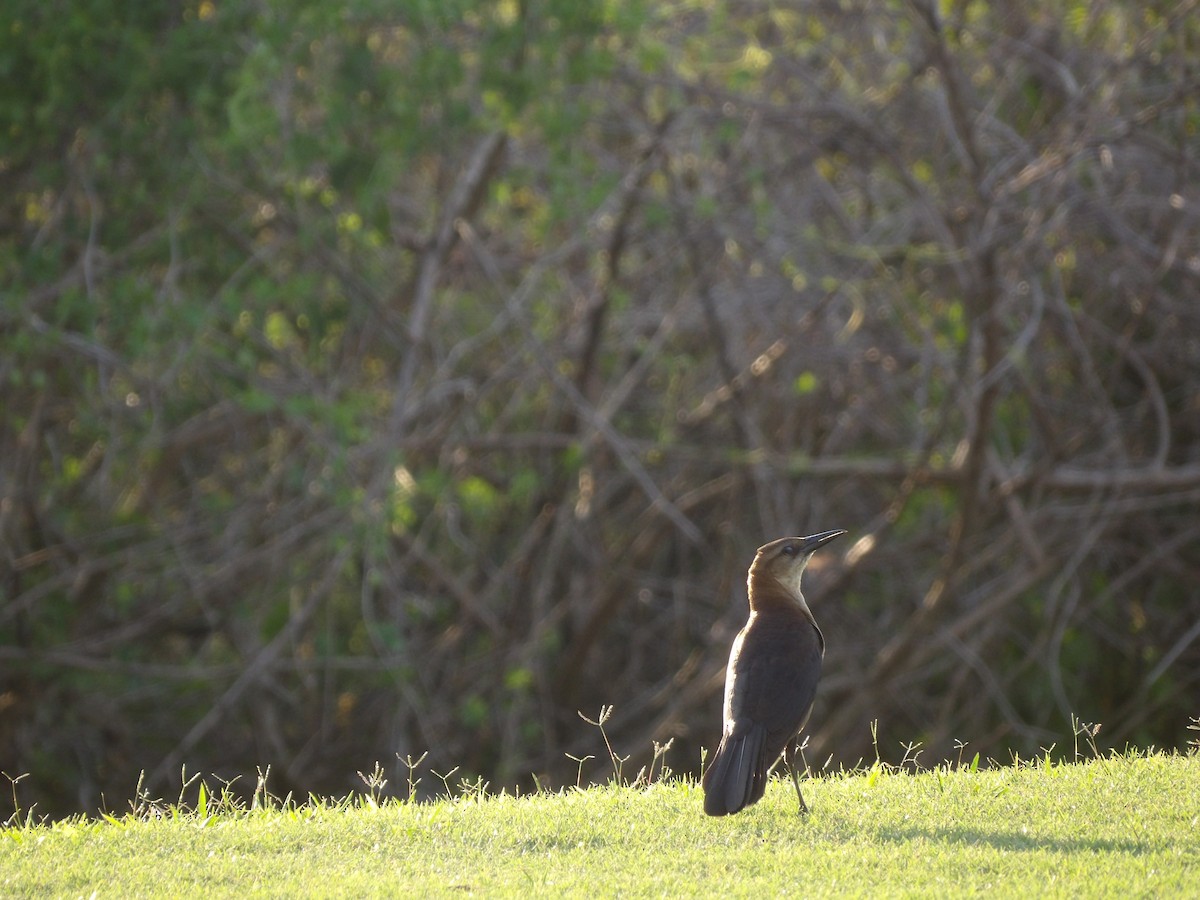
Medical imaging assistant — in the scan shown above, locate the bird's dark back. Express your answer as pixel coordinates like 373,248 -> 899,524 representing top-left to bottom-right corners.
727,608 -> 823,753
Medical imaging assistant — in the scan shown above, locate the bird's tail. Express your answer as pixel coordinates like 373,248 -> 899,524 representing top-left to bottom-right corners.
702,725 -> 768,816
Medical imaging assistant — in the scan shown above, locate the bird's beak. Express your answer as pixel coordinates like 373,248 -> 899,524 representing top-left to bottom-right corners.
800,529 -> 847,552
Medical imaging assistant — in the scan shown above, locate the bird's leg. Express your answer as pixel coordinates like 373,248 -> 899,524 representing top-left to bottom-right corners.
784,741 -> 809,815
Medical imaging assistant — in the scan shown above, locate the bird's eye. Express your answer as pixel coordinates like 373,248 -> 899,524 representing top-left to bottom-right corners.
781,544 -> 798,557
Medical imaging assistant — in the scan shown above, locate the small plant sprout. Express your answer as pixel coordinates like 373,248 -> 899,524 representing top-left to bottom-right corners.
646,738 -> 674,785
458,774 -> 490,800
398,751 -> 429,803
577,706 -> 674,787
564,752 -> 595,788
1072,715 -> 1104,761
578,705 -> 630,784
357,762 -> 389,807
250,766 -> 278,812
3,772 -> 32,828
899,739 -> 924,771
954,738 -> 969,768
430,766 -> 460,798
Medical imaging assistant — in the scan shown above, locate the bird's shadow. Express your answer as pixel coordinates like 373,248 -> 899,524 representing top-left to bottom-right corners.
869,824 -> 1160,856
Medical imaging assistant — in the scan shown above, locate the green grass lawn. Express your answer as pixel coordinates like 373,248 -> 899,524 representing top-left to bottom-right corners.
3,752 -> 1197,897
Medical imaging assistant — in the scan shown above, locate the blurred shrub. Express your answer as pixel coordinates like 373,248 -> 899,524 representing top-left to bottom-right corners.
3,0 -> 1198,816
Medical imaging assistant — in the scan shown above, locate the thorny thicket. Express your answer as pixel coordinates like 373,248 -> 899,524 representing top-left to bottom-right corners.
3,1 -> 1199,815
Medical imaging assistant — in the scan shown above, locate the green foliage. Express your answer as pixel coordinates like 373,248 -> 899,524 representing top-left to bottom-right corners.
4,0 -> 1199,822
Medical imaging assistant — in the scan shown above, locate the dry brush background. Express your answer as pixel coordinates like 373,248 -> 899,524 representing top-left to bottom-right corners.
2,0 -> 1199,816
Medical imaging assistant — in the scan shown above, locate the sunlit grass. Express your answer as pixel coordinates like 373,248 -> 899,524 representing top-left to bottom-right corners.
2,749 -> 1197,897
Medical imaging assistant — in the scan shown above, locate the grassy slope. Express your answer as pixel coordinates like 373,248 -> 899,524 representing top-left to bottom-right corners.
2,753 -> 1197,898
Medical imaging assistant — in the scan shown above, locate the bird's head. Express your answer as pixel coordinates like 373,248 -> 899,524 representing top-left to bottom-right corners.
750,530 -> 846,605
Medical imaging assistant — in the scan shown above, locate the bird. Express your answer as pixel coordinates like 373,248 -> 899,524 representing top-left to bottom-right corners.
702,530 -> 846,816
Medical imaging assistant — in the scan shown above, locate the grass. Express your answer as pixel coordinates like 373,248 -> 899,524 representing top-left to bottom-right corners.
2,751 -> 1198,897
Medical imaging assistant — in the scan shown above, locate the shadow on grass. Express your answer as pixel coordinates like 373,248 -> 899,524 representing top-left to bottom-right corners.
870,825 -> 1161,856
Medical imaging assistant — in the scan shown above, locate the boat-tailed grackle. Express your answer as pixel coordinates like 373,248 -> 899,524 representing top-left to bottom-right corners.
703,530 -> 845,816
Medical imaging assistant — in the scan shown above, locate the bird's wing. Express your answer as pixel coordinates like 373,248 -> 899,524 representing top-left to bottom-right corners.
724,613 -> 823,748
